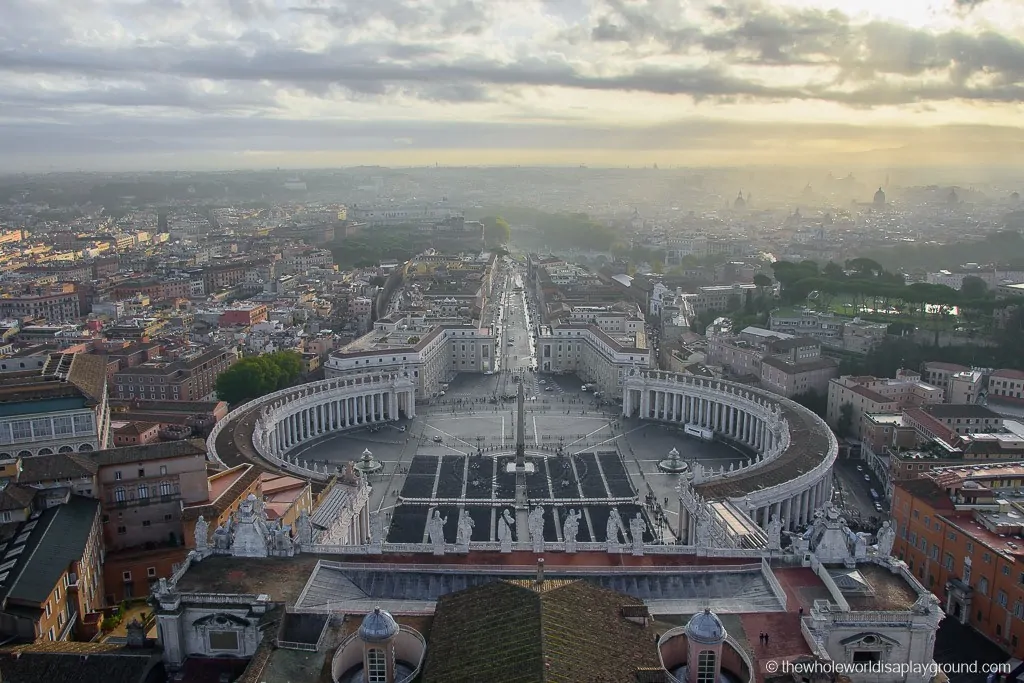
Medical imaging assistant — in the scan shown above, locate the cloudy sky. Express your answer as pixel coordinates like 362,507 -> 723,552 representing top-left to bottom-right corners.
2,0 -> 1024,171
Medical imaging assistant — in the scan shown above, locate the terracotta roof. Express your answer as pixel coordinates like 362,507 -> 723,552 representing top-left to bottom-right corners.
88,438 -> 206,467
17,452 -> 98,484
0,642 -> 160,683
182,463 -> 265,521
0,484 -> 36,512
992,368 -> 1024,380
112,422 -> 158,436
422,580 -> 661,683
65,353 -> 108,403
696,399 -> 835,499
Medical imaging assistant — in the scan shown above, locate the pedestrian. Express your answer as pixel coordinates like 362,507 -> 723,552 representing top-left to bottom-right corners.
764,633 -> 769,646
759,632 -> 765,645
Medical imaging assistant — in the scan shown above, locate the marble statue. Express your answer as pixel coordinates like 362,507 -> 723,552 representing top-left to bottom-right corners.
767,514 -> 783,550
272,524 -> 293,552
606,507 -> 626,549
157,577 -> 170,595
563,509 -> 581,553
629,512 -> 648,556
498,508 -> 515,553
455,509 -> 474,550
296,510 -> 313,547
213,523 -> 232,550
194,515 -> 209,551
427,509 -> 447,555
876,520 -> 896,558
529,506 -> 545,553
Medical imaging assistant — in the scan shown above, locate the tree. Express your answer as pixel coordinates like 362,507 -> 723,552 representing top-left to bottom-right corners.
836,402 -> 854,438
792,389 -> 827,418
215,351 -> 305,405
960,275 -> 988,300
753,273 -> 772,290
481,216 -> 511,247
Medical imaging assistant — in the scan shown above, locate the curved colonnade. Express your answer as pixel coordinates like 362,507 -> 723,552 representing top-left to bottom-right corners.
207,371 -> 416,479
624,371 -> 837,534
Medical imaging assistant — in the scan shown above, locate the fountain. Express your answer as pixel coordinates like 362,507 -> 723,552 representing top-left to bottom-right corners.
658,447 -> 690,474
354,447 -> 384,476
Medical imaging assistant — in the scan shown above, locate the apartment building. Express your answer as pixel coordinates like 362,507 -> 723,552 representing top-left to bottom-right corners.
0,285 -> 81,322
989,369 -> 1024,403
707,328 -> 838,398
218,304 -> 269,327
112,344 -> 236,401
94,440 -> 209,552
826,375 -> 943,439
692,284 -> 758,314
892,467 -> 1024,658
917,403 -> 1004,436
0,495 -> 102,643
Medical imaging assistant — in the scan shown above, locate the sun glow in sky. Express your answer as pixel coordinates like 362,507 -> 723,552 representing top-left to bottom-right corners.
1,0 -> 1022,170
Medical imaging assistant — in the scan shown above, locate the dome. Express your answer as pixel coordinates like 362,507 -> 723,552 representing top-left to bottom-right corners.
359,607 -> 399,643
873,187 -> 886,204
686,608 -> 727,644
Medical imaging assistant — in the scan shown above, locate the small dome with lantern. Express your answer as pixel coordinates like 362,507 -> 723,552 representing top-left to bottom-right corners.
685,607 -> 727,645
359,607 -> 399,643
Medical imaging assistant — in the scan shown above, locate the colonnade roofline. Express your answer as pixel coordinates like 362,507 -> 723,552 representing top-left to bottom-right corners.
623,370 -> 838,502
207,370 -> 417,477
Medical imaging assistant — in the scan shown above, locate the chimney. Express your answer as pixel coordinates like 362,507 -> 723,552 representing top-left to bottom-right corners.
536,558 -> 545,585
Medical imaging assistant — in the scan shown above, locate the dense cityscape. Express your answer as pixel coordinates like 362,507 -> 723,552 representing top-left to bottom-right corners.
0,165 -> 1020,683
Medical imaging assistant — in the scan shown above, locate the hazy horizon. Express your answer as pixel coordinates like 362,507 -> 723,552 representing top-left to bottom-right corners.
3,0 -> 1024,172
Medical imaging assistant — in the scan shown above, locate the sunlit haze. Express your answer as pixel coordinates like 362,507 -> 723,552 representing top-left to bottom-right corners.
3,0 -> 1024,171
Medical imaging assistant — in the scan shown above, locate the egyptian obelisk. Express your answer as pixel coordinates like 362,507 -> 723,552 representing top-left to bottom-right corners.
514,382 -> 530,531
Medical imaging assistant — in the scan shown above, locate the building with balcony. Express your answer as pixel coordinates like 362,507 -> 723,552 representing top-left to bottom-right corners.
94,440 -> 209,552
892,465 -> 1024,659
826,375 -> 942,439
0,494 -> 102,643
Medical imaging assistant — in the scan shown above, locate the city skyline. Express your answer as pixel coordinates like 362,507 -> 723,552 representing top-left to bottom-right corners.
3,0 -> 1024,171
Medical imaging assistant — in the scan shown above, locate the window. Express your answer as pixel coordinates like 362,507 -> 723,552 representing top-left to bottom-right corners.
138,485 -> 148,499
998,590 -> 1009,608
31,419 -> 52,438
696,650 -> 717,683
10,421 -> 31,440
48,627 -> 55,642
45,602 -> 52,618
979,577 -> 989,595
114,471 -> 122,481
73,415 -> 93,434
142,520 -> 151,527
159,482 -> 173,497
1003,565 -> 1011,576
117,525 -> 127,535
123,571 -> 132,581
367,648 -> 388,683
159,465 -> 167,475
114,488 -> 125,502
209,631 -> 240,651
147,567 -> 157,578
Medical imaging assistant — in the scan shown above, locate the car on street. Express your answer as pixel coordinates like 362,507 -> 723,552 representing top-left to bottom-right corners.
863,474 -> 870,481
433,435 -> 443,443
856,465 -> 863,471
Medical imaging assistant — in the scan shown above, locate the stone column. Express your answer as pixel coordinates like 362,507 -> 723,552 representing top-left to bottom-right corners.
782,497 -> 792,530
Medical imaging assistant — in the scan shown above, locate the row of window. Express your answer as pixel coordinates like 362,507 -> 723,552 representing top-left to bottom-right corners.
0,415 -> 94,443
0,444 -> 94,458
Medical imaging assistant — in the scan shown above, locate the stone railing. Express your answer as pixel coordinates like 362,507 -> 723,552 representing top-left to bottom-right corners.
809,556 -> 851,611
800,616 -> 831,660
761,557 -> 788,610
277,640 -> 318,652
